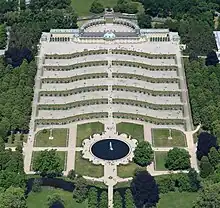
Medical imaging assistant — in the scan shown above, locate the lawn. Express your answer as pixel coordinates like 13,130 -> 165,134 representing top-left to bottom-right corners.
72,0 -> 118,16
152,128 -> 187,147
116,122 -> 144,143
76,122 -> 104,147
27,187 -> 87,208
154,151 -> 168,171
34,128 -> 68,147
32,151 -> 67,171
6,133 -> 28,147
75,152 -> 103,177
157,192 -> 198,208
117,162 -> 144,178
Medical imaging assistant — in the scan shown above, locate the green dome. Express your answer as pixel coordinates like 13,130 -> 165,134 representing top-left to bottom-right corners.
103,32 -> 116,40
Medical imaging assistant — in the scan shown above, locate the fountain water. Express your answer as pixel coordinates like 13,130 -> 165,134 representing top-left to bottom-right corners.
109,142 -> 113,151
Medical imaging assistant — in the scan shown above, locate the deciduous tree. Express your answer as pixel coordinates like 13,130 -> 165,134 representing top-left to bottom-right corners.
194,183 -> 220,208
133,141 -> 153,166
90,0 -> 104,14
131,170 -> 159,208
188,168 -> 200,192
73,177 -> 88,203
165,147 -> 191,170
47,193 -> 64,208
33,149 -> 63,177
0,186 -> 27,208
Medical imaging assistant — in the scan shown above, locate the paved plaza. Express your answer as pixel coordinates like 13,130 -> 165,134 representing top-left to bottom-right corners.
22,12 -> 198,207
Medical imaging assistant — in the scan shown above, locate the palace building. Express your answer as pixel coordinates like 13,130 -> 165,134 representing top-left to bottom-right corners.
30,12 -> 192,134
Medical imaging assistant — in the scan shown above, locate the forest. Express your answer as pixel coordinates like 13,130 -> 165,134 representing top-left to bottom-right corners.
185,59 -> 220,140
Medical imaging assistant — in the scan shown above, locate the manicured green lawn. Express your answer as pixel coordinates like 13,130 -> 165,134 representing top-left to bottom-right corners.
27,187 -> 87,208
76,122 -> 104,147
75,152 -> 103,177
72,0 -> 118,16
116,122 -> 144,143
117,162 -> 144,178
154,151 -> 168,171
157,192 -> 198,208
32,151 -> 67,171
6,133 -> 28,147
152,128 -> 186,147
34,128 -> 68,147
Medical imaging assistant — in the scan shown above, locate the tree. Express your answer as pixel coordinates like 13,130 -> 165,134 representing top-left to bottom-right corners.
205,50 -> 219,66
67,169 -> 75,180
200,156 -> 214,178
113,191 -> 123,208
0,186 -> 27,208
193,183 -> 220,208
165,147 -> 191,170
88,187 -> 98,208
197,132 -> 218,160
33,149 -> 63,177
131,170 -> 159,208
208,147 -> 220,168
155,175 -> 175,193
114,0 -> 138,14
133,141 -> 153,166
124,189 -> 135,208
137,13 -> 152,28
188,168 -> 201,192
189,51 -> 199,62
73,177 -> 88,203
99,191 -> 108,208
0,136 -> 5,152
47,193 -> 64,207
90,0 -> 104,14
32,178 -> 42,192
175,173 -> 191,192
0,24 -> 7,49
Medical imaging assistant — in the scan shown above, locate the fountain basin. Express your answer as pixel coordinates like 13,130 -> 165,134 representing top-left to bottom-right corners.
91,139 -> 130,160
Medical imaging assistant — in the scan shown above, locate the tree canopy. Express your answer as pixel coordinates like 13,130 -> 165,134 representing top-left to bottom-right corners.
133,141 -> 153,166
114,0 -> 138,14
90,0 -> 104,14
0,60 -> 37,137
0,24 -> 7,49
194,182 -> 220,208
165,147 -> 191,170
0,186 -> 27,208
196,132 -> 218,160
33,149 -> 63,177
73,177 -> 88,203
186,59 -> 220,141
131,170 -> 159,208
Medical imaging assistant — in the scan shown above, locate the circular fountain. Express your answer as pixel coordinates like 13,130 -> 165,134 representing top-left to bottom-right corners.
82,132 -> 137,166
91,139 -> 130,160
